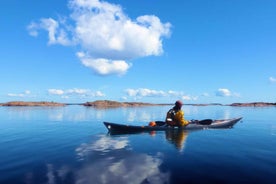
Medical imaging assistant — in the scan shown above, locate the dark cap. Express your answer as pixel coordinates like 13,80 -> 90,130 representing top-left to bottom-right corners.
175,100 -> 183,107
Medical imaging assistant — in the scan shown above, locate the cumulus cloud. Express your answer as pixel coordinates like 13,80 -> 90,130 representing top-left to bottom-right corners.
168,91 -> 197,101
27,0 -> 171,76
216,88 -> 231,97
48,89 -> 64,95
269,77 -> 276,83
182,95 -> 198,101
126,88 -> 166,98
27,18 -> 72,46
48,88 -> 105,98
77,52 -> 131,75
167,90 -> 183,96
125,88 -> 198,101
216,88 -> 240,97
8,90 -> 31,97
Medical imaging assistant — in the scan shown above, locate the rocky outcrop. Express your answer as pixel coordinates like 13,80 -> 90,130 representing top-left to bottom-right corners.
2,101 -> 65,106
230,102 -> 276,107
1,100 -> 275,107
83,100 -> 157,108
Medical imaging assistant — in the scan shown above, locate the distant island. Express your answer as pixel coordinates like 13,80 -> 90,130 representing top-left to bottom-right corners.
0,100 -> 164,107
0,100 -> 275,107
229,102 -> 276,107
83,100 -> 165,108
0,101 -> 65,106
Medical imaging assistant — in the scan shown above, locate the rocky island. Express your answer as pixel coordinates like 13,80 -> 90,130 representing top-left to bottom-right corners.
0,100 -> 162,107
1,101 -> 65,106
83,100 -> 162,108
229,102 -> 276,107
0,100 -> 275,107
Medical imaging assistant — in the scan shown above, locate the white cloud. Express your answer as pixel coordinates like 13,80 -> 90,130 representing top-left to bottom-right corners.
27,0 -> 171,76
25,90 -> 31,95
167,90 -> 183,96
28,18 -> 72,46
125,88 -> 166,97
182,95 -> 198,101
67,88 -> 89,95
77,52 -> 131,75
7,90 -> 32,97
7,93 -> 24,97
167,91 -> 197,101
94,91 -> 105,97
269,77 -> 276,83
27,22 -> 39,37
48,89 -> 65,95
125,88 -> 199,101
125,89 -> 138,97
48,88 -> 105,98
216,88 -> 232,97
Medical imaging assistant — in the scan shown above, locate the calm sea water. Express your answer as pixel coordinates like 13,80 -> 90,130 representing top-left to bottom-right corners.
0,105 -> 275,184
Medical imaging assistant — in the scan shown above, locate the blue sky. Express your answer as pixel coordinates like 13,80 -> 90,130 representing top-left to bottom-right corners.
1,0 -> 276,104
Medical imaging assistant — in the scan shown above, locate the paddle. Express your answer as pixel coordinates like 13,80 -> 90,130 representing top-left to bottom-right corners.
196,119 -> 213,125
154,119 -> 213,126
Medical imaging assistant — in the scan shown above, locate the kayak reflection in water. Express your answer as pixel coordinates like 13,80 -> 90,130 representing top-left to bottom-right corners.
165,100 -> 189,127
165,129 -> 189,152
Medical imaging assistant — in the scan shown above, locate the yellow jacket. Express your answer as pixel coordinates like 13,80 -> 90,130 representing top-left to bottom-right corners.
166,109 -> 189,126
174,110 -> 189,126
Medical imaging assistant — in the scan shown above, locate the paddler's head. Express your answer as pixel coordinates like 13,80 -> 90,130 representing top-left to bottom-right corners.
175,100 -> 183,109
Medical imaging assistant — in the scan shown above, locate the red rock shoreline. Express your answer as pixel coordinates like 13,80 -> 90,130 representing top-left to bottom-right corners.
0,101 -> 65,106
229,102 -> 276,107
0,100 -> 275,107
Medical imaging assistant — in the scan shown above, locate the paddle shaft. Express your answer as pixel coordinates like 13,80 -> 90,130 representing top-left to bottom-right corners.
155,119 -> 213,126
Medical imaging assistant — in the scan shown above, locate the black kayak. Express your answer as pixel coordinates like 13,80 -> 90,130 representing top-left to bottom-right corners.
103,117 -> 242,133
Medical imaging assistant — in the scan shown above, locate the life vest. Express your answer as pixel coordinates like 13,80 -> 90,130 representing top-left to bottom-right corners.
166,109 -> 188,126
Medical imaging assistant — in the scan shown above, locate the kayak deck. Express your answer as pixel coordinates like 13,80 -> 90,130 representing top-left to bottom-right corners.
103,117 -> 242,133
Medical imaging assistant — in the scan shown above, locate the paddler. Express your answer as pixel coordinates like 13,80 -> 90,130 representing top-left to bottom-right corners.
165,100 -> 189,126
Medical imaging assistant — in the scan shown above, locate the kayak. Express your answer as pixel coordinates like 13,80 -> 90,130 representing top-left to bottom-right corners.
103,117 -> 242,133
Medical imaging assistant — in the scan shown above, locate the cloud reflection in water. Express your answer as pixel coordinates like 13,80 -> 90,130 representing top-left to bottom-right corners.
74,134 -> 170,184
76,135 -> 129,159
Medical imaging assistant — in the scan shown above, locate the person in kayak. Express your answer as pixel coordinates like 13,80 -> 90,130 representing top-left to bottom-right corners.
165,100 -> 189,126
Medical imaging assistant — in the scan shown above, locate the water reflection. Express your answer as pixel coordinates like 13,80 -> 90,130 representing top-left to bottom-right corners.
165,130 -> 189,152
74,135 -> 170,183
75,151 -> 170,184
2,105 -> 275,184
1,105 -> 238,124
76,135 -> 129,160
17,134 -> 171,184
1,106 -> 109,122
107,129 -> 190,152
